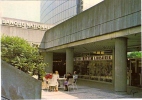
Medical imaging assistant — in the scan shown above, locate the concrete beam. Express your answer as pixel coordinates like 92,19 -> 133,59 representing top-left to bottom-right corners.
44,26 -> 140,52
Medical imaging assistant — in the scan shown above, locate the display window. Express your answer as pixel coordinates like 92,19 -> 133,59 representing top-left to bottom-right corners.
74,55 -> 113,83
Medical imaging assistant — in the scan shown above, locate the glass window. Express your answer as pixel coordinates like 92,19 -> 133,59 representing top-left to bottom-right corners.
61,12 -> 64,21
60,5 -> 63,13
58,5 -> 61,13
74,6 -> 76,15
59,13 -> 61,21
55,15 -> 57,24
65,2 -> 67,9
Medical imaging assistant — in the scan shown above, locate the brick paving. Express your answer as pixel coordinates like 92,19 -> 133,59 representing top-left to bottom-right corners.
41,86 -> 137,99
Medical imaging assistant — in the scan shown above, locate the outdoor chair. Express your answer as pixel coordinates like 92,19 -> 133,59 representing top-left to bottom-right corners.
67,78 -> 74,92
43,77 -> 49,90
73,79 -> 78,90
73,75 -> 78,90
48,75 -> 58,91
67,78 -> 78,92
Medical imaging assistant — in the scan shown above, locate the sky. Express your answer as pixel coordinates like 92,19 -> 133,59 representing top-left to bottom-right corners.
1,0 -> 40,22
1,0 -> 103,22
83,0 -> 103,11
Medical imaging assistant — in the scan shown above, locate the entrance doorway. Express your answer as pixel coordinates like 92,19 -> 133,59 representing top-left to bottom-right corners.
53,53 -> 66,77
128,58 -> 142,87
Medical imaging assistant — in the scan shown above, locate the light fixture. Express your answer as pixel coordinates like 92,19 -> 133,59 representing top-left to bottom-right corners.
97,51 -> 100,54
101,51 -> 104,54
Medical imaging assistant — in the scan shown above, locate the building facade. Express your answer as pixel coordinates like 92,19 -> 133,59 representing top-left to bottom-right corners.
40,0 -> 83,26
39,0 -> 141,92
1,0 -> 141,94
1,17 -> 51,46
40,0 -> 103,27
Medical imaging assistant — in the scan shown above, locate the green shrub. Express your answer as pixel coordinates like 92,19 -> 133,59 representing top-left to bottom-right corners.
127,51 -> 142,58
1,35 -> 47,80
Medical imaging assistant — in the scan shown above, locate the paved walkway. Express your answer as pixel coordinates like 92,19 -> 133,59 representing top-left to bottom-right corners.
41,85 -> 139,99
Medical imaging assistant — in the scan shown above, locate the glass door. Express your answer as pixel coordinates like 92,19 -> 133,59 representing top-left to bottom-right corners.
129,59 -> 141,87
138,59 -> 142,87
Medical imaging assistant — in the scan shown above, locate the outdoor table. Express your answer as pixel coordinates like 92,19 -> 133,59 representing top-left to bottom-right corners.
58,78 -> 66,80
58,78 -> 66,89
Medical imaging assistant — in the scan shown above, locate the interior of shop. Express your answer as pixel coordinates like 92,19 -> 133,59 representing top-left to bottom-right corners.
53,51 -> 141,87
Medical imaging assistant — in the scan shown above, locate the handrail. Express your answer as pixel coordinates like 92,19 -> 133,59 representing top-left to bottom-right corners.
1,96 -> 10,100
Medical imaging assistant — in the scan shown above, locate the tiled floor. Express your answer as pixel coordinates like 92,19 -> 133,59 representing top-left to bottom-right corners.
41,86 -> 137,99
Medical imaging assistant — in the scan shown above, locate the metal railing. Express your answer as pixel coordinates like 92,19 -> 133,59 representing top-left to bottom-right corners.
1,96 -> 10,100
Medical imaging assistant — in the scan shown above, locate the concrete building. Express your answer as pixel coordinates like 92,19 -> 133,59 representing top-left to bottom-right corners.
40,0 -> 103,27
1,17 -> 51,46
1,0 -> 141,94
40,0 -> 83,26
39,0 -> 141,93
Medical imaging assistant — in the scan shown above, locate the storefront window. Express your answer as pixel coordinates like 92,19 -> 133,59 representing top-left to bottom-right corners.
74,55 -> 112,83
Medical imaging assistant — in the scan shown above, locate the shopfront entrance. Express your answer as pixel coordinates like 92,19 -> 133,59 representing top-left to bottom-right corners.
127,58 -> 142,87
53,53 -> 66,76
74,54 -> 113,83
52,52 -> 141,88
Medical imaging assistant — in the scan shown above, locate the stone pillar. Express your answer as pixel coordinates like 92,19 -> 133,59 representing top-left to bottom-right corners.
41,52 -> 53,73
66,48 -> 74,74
115,37 -> 127,94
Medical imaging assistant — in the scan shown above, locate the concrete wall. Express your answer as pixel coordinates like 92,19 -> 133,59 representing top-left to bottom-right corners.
1,61 -> 42,99
43,0 -> 141,49
1,25 -> 46,47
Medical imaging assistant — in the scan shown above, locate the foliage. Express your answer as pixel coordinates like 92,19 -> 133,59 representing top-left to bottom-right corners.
127,51 -> 142,58
1,35 -> 47,80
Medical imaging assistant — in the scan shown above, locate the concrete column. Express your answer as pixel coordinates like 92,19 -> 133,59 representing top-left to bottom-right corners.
115,37 -> 127,94
66,48 -> 74,74
41,52 -> 53,73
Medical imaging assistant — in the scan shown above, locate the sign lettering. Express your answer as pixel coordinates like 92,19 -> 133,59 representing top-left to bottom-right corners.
1,19 -> 50,31
74,55 -> 112,61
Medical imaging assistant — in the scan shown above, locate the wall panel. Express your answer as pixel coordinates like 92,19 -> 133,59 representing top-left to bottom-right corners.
44,0 -> 141,49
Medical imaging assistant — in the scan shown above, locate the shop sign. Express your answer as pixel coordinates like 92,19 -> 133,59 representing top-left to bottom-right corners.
1,19 -> 49,31
74,55 -> 112,61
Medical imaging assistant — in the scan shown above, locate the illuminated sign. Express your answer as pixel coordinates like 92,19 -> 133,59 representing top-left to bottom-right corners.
74,55 -> 112,61
1,19 -> 50,31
